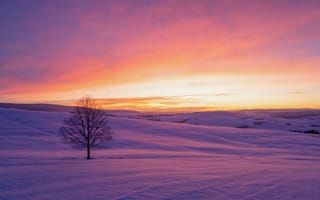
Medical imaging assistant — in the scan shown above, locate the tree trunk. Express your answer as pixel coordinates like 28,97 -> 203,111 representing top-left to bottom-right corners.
87,144 -> 91,160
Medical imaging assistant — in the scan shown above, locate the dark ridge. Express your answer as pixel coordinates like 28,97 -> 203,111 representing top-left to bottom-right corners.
272,110 -> 320,119
0,103 -> 140,114
0,103 -> 73,112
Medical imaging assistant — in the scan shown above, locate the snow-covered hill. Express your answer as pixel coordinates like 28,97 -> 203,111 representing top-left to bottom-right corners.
134,110 -> 320,133
1,107 -> 320,199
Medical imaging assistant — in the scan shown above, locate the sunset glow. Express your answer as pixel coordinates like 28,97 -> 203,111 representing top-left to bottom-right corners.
1,0 -> 320,111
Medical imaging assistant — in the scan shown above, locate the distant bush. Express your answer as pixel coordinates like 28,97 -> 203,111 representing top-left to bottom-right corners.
254,118 -> 264,121
150,118 -> 161,121
290,129 -> 319,135
138,114 -> 155,118
290,130 -> 302,133
237,125 -> 251,129
310,124 -> 320,128
304,129 -> 320,134
176,119 -> 189,123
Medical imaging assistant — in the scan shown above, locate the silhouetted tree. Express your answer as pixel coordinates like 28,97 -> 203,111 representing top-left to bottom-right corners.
60,97 -> 112,159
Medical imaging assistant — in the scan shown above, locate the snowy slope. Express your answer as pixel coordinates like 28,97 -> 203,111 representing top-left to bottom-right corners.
135,110 -> 320,133
1,107 -> 320,200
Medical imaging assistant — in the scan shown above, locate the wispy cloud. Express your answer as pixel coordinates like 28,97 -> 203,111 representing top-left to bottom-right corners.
288,91 -> 307,95
59,96 -> 218,112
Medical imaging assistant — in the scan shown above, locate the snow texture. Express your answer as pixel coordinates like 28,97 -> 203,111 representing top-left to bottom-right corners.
1,107 -> 320,200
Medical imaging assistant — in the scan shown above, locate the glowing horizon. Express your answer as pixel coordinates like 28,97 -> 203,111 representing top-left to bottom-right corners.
1,1 -> 320,111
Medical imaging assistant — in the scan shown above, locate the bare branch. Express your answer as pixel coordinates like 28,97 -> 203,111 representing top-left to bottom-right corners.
60,97 -> 113,159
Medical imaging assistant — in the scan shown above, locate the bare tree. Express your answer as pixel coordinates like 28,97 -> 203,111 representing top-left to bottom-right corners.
60,97 -> 112,159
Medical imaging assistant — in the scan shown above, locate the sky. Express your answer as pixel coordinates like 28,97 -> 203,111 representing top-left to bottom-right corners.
1,0 -> 320,111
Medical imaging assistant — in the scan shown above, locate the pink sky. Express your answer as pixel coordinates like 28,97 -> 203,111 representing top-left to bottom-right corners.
1,0 -> 320,110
